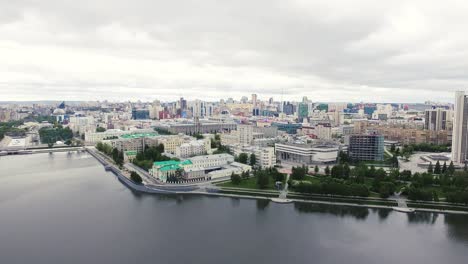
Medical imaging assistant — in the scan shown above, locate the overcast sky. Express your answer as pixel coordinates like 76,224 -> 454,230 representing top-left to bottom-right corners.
1,0 -> 467,103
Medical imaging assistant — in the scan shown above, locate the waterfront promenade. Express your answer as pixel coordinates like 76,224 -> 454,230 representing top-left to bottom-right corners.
78,147 -> 468,215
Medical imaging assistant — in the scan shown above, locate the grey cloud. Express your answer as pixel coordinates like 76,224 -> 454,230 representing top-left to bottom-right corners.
0,0 -> 467,102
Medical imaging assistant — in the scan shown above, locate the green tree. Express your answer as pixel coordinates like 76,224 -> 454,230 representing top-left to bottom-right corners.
324,165 -> 330,176
130,171 -> 143,184
241,170 -> 250,179
338,151 -> 350,164
390,155 -> 399,167
175,168 -> 184,181
442,162 -> 447,174
400,170 -> 412,181
368,165 -> 377,178
379,182 -> 396,198
448,161 -> 455,176
343,163 -> 351,179
96,127 -> 106,132
250,153 -> 257,166
117,150 -> 124,166
291,166 -> 307,180
193,133 -> 204,139
112,148 -> 119,163
238,153 -> 249,164
427,162 -> 433,174
231,172 -> 242,185
434,161 -> 441,174
256,170 -> 270,189
314,165 -> 319,175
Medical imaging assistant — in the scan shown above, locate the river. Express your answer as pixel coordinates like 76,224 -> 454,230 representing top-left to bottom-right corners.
1,152 -> 468,264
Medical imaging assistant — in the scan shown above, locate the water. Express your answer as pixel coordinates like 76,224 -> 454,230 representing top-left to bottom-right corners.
1,152 -> 468,264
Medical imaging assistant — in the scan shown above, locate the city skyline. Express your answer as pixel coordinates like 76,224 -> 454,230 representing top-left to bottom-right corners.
2,0 -> 468,102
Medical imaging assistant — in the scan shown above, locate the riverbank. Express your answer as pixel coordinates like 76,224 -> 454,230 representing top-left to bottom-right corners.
86,147 -> 468,215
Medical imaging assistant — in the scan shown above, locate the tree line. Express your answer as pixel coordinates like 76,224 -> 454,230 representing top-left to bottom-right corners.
230,167 -> 286,189
132,144 -> 173,171
235,153 -> 257,166
39,126 -> 74,147
96,142 -> 124,166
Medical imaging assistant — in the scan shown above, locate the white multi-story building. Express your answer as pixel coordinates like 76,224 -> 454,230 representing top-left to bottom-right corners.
425,108 -> 452,131
233,146 -> 276,168
111,133 -> 160,152
149,153 -> 239,182
275,142 -> 339,165
150,100 -> 163,119
175,138 -> 210,158
85,129 -> 153,143
187,154 -> 234,168
238,124 -> 253,145
452,91 -> 468,164
157,135 -> 186,154
207,162 -> 252,179
220,131 -> 239,145
252,94 -> 258,106
69,116 -> 96,135
219,124 -> 254,146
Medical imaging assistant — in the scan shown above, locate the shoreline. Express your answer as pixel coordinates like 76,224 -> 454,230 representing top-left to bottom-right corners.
66,148 -> 468,215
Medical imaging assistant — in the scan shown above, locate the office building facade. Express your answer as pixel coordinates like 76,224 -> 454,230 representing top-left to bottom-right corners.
348,134 -> 384,162
452,91 -> 468,164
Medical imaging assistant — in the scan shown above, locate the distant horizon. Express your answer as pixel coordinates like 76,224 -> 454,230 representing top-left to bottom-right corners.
0,99 -> 455,105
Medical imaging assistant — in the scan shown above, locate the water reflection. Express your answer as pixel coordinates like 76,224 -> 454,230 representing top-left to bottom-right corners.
256,199 -> 270,211
230,197 -> 240,207
376,208 -> 392,221
407,212 -> 439,225
444,214 -> 468,245
294,202 -> 370,220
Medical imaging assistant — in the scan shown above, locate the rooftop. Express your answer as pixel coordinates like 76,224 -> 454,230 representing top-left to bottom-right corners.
153,160 -> 192,172
120,132 -> 159,139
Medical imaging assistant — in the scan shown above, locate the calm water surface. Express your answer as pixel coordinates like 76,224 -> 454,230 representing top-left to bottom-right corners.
1,152 -> 468,264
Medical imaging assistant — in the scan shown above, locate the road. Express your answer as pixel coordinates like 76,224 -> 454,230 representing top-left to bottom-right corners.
124,163 -> 161,185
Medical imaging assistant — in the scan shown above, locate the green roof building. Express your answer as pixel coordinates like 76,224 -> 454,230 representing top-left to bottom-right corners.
150,160 -> 193,182
120,132 -> 159,139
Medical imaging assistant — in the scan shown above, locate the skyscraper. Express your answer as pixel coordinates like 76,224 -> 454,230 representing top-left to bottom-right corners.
425,108 -> 451,131
451,91 -> 468,164
297,103 -> 308,122
251,94 -> 257,106
348,133 -> 384,162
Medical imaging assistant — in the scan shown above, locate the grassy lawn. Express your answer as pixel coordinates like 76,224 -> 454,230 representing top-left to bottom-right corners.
217,177 -> 279,190
302,175 -> 322,184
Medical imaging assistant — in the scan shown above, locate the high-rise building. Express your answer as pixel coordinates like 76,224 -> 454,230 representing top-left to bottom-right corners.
237,124 -> 253,145
297,103 -> 308,122
452,91 -> 468,164
425,108 -> 451,131
283,102 -> 294,115
251,94 -> 257,106
192,99 -> 205,118
348,133 -> 384,162
131,108 -> 150,120
179,97 -> 187,110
